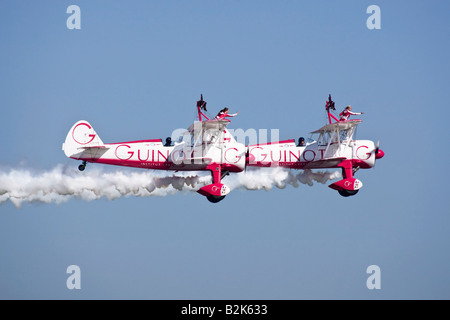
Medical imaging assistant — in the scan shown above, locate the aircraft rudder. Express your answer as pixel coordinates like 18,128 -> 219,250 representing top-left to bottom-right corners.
62,120 -> 104,158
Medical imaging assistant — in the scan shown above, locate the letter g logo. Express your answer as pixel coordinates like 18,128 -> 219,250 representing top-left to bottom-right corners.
72,122 -> 96,145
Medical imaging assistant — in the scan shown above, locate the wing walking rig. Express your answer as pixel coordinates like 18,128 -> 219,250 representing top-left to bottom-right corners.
62,94 -> 384,202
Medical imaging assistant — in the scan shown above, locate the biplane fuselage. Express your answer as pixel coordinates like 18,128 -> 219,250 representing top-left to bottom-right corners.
247,139 -> 377,170
62,97 -> 384,202
63,120 -> 246,172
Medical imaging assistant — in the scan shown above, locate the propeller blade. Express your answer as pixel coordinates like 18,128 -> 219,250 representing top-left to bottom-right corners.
370,140 -> 380,155
371,140 -> 384,161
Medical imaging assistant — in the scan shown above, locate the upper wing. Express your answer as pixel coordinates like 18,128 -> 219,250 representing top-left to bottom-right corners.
188,120 -> 230,133
311,120 -> 362,134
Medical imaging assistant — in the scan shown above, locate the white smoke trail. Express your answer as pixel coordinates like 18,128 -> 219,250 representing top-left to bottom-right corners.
227,167 -> 341,191
0,165 -> 341,208
0,165 -> 211,208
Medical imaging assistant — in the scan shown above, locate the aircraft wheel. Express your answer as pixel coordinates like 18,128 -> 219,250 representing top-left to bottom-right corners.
338,189 -> 359,197
78,161 -> 87,171
206,195 -> 226,203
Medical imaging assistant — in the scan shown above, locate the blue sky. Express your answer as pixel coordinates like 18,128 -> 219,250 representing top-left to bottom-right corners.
0,0 -> 449,299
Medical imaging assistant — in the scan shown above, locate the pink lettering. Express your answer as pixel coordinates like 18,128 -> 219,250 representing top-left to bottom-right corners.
224,148 -> 241,164
157,150 -> 169,161
289,150 -> 300,162
115,145 -> 134,160
302,150 -> 316,162
356,146 -> 370,160
138,149 -> 149,161
270,150 -> 281,162
319,149 -> 325,159
250,147 -> 267,163
72,122 -> 96,145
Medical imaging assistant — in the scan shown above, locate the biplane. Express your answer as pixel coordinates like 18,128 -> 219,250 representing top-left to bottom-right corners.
62,95 -> 384,202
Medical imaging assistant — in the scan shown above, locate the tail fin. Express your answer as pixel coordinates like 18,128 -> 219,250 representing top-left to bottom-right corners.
62,120 -> 105,159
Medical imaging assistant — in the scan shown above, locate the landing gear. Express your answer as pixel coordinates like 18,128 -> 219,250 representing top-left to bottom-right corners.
206,195 -> 226,203
338,189 -> 359,197
197,164 -> 231,203
329,160 -> 362,197
78,161 -> 87,171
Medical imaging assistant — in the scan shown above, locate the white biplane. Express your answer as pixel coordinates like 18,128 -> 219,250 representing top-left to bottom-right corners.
62,95 -> 384,202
